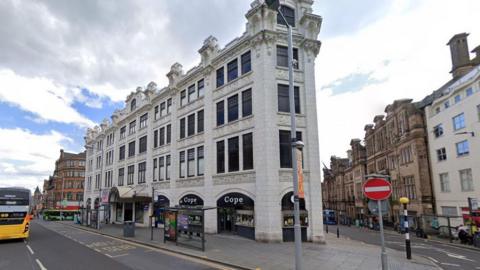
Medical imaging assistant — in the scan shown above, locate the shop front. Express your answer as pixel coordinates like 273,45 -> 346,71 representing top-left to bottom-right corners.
217,192 -> 255,240
179,194 -> 204,207
108,186 -> 151,225
281,191 -> 308,242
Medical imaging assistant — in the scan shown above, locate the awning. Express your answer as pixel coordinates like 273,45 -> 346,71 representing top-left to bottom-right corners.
109,186 -> 151,202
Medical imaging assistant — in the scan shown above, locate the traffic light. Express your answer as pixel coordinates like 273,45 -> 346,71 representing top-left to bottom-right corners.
265,0 -> 280,10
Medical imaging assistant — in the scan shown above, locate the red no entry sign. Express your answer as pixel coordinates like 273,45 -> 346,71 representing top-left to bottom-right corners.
363,178 -> 392,201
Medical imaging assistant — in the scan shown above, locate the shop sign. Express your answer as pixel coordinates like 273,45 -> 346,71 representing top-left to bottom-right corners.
217,193 -> 254,208
179,194 -> 204,206
296,148 -> 305,199
469,198 -> 479,211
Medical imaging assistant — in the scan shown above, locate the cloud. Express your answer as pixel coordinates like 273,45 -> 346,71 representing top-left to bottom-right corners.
0,128 -> 73,191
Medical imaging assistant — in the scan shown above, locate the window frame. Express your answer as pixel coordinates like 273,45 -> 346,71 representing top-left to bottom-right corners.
241,51 -> 251,75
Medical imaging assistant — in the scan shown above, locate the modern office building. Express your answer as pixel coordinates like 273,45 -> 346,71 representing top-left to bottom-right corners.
424,33 -> 480,217
83,0 -> 324,242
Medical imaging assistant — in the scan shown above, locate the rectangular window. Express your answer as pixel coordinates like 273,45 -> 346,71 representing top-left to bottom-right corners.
166,124 -> 171,144
120,126 -> 126,139
454,94 -> 461,104
436,148 -> 447,161
241,51 -> 251,74
197,79 -> 205,98
439,173 -> 450,192
459,168 -> 474,192
217,141 -> 225,174
216,67 -> 224,88
139,136 -> 147,153
197,110 -> 204,133
179,151 -> 186,178
217,101 -> 224,126
159,127 -> 165,146
187,114 -> 195,136
442,206 -> 458,217
242,89 -> 252,117
456,140 -> 469,156
154,130 -> 158,148
127,165 -> 134,185
153,158 -> 158,182
404,176 -> 416,200
466,88 -> 473,96
278,84 -> 300,113
129,120 -> 136,134
160,102 -> 166,117
138,162 -> 146,184
166,155 -> 171,180
227,59 -> 238,82
444,100 -> 450,109
243,133 -> 253,170
228,137 -> 239,172
180,90 -> 186,106
119,145 -> 125,160
159,156 -> 165,181
187,148 -> 195,177
433,124 -> 443,138
180,118 -> 186,139
197,146 -> 204,176
279,130 -> 302,168
277,5 -> 295,26
453,113 -> 465,131
228,94 -> 239,122
188,84 -> 196,103
276,45 -> 299,68
128,141 -> 135,157
167,98 -> 172,114
154,106 -> 159,120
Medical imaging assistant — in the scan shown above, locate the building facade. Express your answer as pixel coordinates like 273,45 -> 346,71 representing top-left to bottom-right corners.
43,150 -> 86,210
83,0 -> 324,242
424,33 -> 480,217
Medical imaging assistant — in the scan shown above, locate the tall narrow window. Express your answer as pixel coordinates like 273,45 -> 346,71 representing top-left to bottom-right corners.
180,118 -> 186,139
180,90 -> 186,106
242,89 -> 252,117
130,98 -> 136,111
466,88 -> 473,96
139,136 -> 147,154
159,127 -> 165,146
217,141 -> 225,174
228,94 -> 239,122
433,124 -> 443,138
217,101 -> 224,126
167,98 -> 172,114
166,124 -> 171,144
127,165 -> 134,185
197,146 -> 204,176
279,130 -> 302,168
153,159 -> 158,182
197,110 -> 204,133
118,168 -> 124,186
128,141 -> 135,157
160,102 -> 166,117
187,148 -> 195,177
187,114 -> 195,136
159,156 -> 165,181
276,45 -> 298,68
228,137 -> 239,172
179,151 -> 186,178
459,168 -> 474,191
439,173 -> 450,192
243,133 -> 254,170
120,126 -> 126,139
278,84 -> 300,113
129,120 -> 136,134
188,84 -> 196,102
197,79 -> 205,98
138,162 -> 146,183
154,130 -> 158,148
119,145 -> 125,160
140,113 -> 148,129
166,155 -> 171,180
216,67 -> 224,88
241,51 -> 251,74
227,59 -> 238,82
277,5 -> 295,26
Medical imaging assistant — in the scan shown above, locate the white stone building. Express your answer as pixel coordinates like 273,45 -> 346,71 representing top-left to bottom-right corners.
83,0 -> 324,242
424,33 -> 480,217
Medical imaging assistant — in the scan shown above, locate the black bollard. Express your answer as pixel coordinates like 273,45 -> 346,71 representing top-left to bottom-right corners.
337,227 -> 340,238
326,224 -> 329,233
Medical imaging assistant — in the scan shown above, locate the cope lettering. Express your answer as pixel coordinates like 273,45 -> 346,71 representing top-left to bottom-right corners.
224,196 -> 244,205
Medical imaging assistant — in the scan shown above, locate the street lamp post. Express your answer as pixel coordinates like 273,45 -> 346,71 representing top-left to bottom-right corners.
399,197 -> 411,259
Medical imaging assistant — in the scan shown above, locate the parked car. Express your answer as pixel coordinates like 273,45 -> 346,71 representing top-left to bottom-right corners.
438,225 -> 459,239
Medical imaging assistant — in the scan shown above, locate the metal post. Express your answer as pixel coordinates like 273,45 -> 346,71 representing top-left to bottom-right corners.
151,186 -> 154,241
447,216 -> 453,243
97,186 -> 101,230
378,200 -> 388,270
337,226 -> 340,238
403,204 -> 411,259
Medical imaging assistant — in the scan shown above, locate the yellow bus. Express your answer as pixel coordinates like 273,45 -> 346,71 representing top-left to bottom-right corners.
0,187 -> 31,240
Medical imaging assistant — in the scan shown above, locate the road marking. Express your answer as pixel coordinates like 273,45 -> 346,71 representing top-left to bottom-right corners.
26,245 -> 34,255
446,253 -> 474,262
105,253 -> 129,258
441,263 -> 460,267
426,256 -> 438,263
35,259 -> 47,270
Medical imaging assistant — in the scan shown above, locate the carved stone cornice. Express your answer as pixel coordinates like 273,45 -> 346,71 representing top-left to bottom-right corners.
301,39 -> 322,58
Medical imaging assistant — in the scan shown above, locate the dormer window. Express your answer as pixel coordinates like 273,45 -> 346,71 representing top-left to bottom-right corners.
131,98 -> 136,111
277,5 -> 295,27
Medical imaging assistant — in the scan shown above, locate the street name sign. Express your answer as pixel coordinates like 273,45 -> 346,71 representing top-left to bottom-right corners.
363,178 -> 392,201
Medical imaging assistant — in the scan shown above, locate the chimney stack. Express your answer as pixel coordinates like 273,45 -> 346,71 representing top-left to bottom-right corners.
447,33 -> 474,78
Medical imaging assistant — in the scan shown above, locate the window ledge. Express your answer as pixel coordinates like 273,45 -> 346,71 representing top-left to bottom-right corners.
456,153 -> 470,158
277,111 -> 305,117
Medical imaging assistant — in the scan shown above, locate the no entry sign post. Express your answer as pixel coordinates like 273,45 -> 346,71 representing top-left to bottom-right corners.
363,176 -> 392,270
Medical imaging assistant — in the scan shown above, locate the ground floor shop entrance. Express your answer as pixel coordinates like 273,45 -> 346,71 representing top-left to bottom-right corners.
217,192 -> 255,240
281,191 -> 308,242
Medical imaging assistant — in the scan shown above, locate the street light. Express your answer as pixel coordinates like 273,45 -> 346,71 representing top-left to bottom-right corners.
399,197 -> 411,259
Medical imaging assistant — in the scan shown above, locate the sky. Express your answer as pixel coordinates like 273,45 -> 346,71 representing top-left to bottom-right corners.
0,0 -> 479,191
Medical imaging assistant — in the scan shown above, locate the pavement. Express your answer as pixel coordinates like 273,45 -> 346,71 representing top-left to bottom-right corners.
331,224 -> 480,270
59,220 -> 440,270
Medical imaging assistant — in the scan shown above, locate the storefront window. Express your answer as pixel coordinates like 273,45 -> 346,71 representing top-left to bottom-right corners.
217,192 -> 255,239
135,202 -> 144,223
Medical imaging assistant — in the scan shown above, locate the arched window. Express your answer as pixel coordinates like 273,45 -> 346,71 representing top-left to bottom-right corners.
131,98 -> 136,111
277,5 -> 295,27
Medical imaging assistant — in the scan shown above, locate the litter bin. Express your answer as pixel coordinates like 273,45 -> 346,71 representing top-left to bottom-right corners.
124,221 -> 135,237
